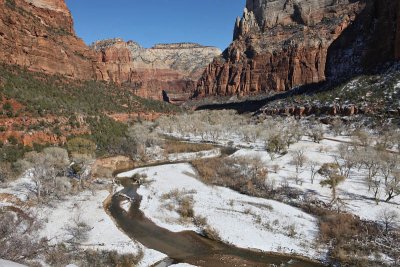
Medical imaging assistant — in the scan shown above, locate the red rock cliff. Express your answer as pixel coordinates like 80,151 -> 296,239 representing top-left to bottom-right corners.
91,39 -> 221,101
0,0 -> 220,102
0,0 -> 107,80
196,0 -> 400,97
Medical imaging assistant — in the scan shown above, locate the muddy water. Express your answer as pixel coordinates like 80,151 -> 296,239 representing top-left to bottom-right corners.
108,181 -> 324,267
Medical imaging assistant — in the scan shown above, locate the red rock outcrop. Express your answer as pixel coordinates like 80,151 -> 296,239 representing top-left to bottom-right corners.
196,0 -> 400,97
91,39 -> 221,101
0,0 -> 108,80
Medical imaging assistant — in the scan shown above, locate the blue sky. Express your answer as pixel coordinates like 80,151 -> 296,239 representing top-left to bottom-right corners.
66,0 -> 245,49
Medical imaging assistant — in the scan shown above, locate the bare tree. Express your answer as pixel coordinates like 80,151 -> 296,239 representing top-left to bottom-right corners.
318,163 -> 346,203
361,148 -> 381,192
290,150 -> 307,185
20,148 -> 70,202
308,125 -> 324,143
309,161 -> 319,184
352,128 -> 372,147
266,134 -> 287,160
334,144 -> 356,179
375,128 -> 397,151
377,208 -> 399,234
127,122 -> 162,160
384,171 -> 400,202
331,119 -> 344,136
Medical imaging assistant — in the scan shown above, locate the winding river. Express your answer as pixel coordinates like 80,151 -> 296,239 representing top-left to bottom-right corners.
108,174 -> 324,267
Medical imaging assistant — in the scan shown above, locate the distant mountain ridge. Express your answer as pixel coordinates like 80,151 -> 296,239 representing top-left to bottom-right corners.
91,38 -> 221,101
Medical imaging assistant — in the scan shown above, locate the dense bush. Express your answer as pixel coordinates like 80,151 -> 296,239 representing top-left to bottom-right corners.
67,137 -> 96,156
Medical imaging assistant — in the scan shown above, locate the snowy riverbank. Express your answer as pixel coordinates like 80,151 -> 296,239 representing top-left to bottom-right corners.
118,163 -> 325,260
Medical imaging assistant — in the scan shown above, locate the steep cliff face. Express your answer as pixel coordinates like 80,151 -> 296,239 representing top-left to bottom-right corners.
0,0 -> 107,80
326,0 -> 400,78
92,39 -> 221,101
196,0 -> 400,97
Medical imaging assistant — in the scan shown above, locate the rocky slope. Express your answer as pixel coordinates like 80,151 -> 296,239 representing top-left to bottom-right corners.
196,0 -> 400,97
0,0 -> 107,80
91,39 -> 221,101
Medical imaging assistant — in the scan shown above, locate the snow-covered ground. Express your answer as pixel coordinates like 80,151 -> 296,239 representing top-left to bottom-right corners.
167,148 -> 221,162
37,190 -> 166,266
1,180 -> 167,267
0,259 -> 27,267
118,163 -> 324,260
231,138 -> 400,224
160,128 -> 400,225
145,146 -> 222,163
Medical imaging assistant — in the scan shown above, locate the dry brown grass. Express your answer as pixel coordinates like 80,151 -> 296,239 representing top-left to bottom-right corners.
191,156 -> 268,197
162,140 -> 214,154
161,189 -> 195,221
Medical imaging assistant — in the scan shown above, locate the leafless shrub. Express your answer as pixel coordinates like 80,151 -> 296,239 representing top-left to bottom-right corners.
0,209 -> 46,263
192,156 -> 269,196
63,212 -> 92,245
285,223 -> 297,237
46,245 -> 144,267
161,189 -> 195,221
201,225 -> 221,242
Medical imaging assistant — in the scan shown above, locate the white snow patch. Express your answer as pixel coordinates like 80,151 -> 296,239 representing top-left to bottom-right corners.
167,149 -> 221,162
170,264 -> 198,267
120,199 -> 132,212
37,190 -> 166,266
0,259 -> 27,267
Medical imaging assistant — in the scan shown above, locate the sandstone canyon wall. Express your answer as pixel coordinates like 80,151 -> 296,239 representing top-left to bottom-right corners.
91,39 -> 221,101
196,0 -> 400,97
0,0 -> 221,102
0,0 -> 108,80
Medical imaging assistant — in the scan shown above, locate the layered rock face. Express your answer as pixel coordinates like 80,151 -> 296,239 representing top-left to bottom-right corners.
0,0 -> 107,80
91,39 -> 221,101
196,0 -> 400,97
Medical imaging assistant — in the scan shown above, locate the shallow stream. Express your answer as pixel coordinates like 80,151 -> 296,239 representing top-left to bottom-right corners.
108,177 -> 324,267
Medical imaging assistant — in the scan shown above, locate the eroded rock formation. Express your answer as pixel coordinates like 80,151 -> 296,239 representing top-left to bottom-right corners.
0,0 -> 107,80
91,39 -> 221,101
196,0 -> 400,97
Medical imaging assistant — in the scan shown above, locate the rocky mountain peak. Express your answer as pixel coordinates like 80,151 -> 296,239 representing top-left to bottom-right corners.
197,0 -> 400,97
244,0 -> 352,30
